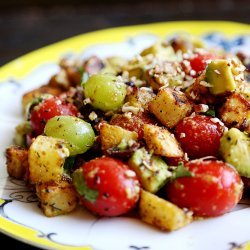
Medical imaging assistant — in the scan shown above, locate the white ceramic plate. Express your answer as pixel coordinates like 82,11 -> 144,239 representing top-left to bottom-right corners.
0,21 -> 250,250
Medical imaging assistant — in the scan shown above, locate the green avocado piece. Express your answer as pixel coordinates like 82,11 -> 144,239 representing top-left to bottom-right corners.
220,128 -> 250,177
128,148 -> 171,193
206,59 -> 236,95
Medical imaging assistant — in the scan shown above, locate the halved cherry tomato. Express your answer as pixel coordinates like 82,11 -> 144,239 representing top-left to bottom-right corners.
30,97 -> 78,135
167,159 -> 243,217
73,157 -> 140,216
175,114 -> 225,159
183,51 -> 218,76
190,52 -> 217,72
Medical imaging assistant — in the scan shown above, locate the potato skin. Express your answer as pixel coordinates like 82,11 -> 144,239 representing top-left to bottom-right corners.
149,88 -> 193,128
99,123 -> 138,151
36,180 -> 78,217
139,190 -> 192,231
5,146 -> 28,179
28,136 -> 69,184
220,92 -> 250,133
143,124 -> 183,158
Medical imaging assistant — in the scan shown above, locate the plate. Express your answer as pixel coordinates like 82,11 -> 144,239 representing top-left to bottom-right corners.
0,21 -> 250,250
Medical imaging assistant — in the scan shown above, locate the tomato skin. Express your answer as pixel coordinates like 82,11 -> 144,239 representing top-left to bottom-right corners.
79,157 -> 140,216
189,52 -> 217,74
167,160 -> 243,217
30,97 -> 78,135
175,115 -> 224,159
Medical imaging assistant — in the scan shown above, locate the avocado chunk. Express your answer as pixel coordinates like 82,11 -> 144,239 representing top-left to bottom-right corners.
206,59 -> 236,95
220,128 -> 250,177
128,148 -> 171,193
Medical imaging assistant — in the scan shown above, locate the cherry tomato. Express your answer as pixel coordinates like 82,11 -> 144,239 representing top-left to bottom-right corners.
175,115 -> 225,159
110,111 -> 155,139
30,97 -> 78,135
167,160 -> 243,217
184,52 -> 218,76
73,157 -> 140,216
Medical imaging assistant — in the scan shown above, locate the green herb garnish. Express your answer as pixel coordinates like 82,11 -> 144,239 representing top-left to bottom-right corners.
63,156 -> 76,174
72,169 -> 98,202
171,162 -> 193,180
203,108 -> 216,117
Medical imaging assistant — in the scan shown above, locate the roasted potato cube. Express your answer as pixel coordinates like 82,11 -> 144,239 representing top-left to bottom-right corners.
99,123 -> 138,151
238,83 -> 250,102
28,136 -> 69,184
220,92 -> 250,132
143,124 -> 183,158
5,146 -> 28,179
36,180 -> 77,217
149,88 -> 192,128
139,190 -> 192,231
125,87 -> 155,110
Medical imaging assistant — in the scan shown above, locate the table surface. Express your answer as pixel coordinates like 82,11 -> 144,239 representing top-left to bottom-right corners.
0,0 -> 249,66
0,1 -> 249,249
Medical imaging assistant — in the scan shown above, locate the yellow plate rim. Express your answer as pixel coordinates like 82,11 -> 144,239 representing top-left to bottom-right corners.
0,20 -> 249,82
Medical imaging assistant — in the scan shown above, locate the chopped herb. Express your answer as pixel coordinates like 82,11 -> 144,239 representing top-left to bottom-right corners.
77,66 -> 85,75
171,162 -> 193,180
72,169 -> 98,202
203,108 -> 216,117
64,156 -> 76,174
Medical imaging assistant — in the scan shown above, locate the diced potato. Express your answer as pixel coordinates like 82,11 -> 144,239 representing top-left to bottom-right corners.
220,92 -> 250,132
149,87 -> 192,128
238,82 -> 250,102
125,87 -> 155,110
36,180 -> 78,217
143,124 -> 183,158
48,69 -> 71,90
99,123 -> 138,151
5,146 -> 28,179
139,190 -> 192,231
28,136 -> 69,184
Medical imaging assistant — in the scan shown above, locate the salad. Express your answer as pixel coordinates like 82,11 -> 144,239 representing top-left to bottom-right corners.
5,34 -> 250,232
